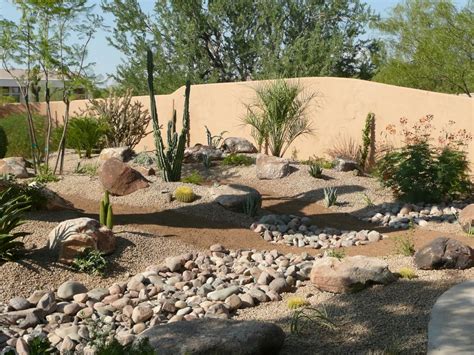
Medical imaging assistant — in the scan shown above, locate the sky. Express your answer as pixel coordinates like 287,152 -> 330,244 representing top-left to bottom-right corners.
0,0 -> 469,83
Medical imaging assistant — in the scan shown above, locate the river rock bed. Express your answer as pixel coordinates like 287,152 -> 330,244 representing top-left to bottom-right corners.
0,245 -> 315,353
250,214 -> 386,249
361,202 -> 468,229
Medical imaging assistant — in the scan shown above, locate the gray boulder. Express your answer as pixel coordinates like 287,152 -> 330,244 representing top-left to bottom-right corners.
212,184 -> 261,213
221,137 -> 257,154
0,157 -> 28,178
414,237 -> 474,270
138,318 -> 285,355
256,154 -> 290,180
184,144 -> 222,162
334,158 -> 360,172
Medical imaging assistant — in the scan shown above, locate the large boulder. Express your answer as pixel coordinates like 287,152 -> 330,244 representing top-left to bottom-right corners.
256,154 -> 290,180
334,158 -> 360,172
211,184 -> 261,213
310,256 -> 396,293
98,147 -> 134,165
221,137 -> 257,154
47,218 -> 115,264
138,319 -> 285,355
0,157 -> 28,178
458,204 -> 474,234
414,237 -> 474,270
184,144 -> 223,163
99,158 -> 149,196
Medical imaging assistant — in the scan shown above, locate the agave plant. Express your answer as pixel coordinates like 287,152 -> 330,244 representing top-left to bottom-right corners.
0,188 -> 31,260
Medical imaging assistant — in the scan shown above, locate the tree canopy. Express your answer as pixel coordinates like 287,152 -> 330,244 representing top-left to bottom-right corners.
374,0 -> 474,96
103,0 -> 380,94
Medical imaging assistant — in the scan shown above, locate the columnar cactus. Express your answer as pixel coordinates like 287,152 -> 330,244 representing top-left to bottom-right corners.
147,48 -> 191,182
99,191 -> 113,229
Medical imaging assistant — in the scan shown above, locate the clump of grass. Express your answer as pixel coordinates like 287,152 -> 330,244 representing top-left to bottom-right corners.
287,296 -> 310,310
290,305 -> 336,336
74,162 -> 98,176
222,153 -> 254,166
301,155 -> 334,169
326,249 -> 345,259
398,267 -> 417,280
361,193 -> 374,206
72,248 -> 107,276
35,165 -> 59,184
181,170 -> 204,185
394,235 -> 415,256
324,187 -> 338,207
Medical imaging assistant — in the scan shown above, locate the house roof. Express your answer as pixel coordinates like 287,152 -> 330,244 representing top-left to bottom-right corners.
0,69 -> 63,81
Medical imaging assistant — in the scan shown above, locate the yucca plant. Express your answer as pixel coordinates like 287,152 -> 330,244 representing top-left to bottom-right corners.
308,163 -> 323,178
0,188 -> 31,261
324,187 -> 338,207
242,193 -> 261,217
290,305 -> 336,336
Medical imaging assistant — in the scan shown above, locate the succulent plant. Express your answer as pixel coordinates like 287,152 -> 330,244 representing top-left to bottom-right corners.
308,162 -> 323,178
324,187 -> 338,207
242,193 -> 261,217
99,191 -> 114,229
174,186 -> 195,203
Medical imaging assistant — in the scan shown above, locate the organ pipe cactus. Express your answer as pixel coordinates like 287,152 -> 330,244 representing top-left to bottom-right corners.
147,48 -> 191,182
99,191 -> 113,229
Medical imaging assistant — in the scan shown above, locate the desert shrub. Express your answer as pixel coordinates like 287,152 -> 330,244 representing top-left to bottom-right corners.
301,156 -> 334,169
287,296 -> 310,310
0,113 -> 61,159
82,89 -> 151,149
72,248 -> 107,276
0,188 -> 31,261
323,187 -> 338,207
74,162 -> 98,176
326,135 -> 361,161
67,117 -> 108,158
394,234 -> 415,256
376,142 -> 471,203
222,153 -> 254,166
181,170 -> 204,185
0,126 -> 7,158
243,79 -> 314,157
398,267 -> 417,280
290,305 -> 336,336
174,186 -> 195,203
308,162 -> 323,178
35,164 -> 60,184
242,193 -> 261,217
326,248 -> 345,259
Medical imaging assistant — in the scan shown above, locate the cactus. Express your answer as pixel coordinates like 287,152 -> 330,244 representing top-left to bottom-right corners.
147,48 -> 191,182
323,187 -> 338,207
308,163 -> 323,178
0,126 -> 7,159
99,191 -> 113,229
359,112 -> 375,170
174,186 -> 195,203
242,193 -> 261,217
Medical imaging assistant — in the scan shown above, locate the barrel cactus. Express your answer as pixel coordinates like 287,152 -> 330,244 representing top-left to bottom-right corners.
174,186 -> 195,203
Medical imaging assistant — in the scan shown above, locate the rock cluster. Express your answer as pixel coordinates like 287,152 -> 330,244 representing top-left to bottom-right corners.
414,237 -> 474,270
0,245 -> 315,353
363,203 -> 465,229
251,214 -> 385,249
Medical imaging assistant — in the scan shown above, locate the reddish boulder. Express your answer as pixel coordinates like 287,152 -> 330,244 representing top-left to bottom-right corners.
99,158 -> 149,196
414,237 -> 474,270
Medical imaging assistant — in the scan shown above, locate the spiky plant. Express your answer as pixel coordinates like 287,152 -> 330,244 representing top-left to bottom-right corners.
290,305 -> 336,336
0,188 -> 31,261
242,193 -> 261,217
324,187 -> 338,207
147,48 -> 191,182
174,186 -> 195,203
308,163 -> 323,178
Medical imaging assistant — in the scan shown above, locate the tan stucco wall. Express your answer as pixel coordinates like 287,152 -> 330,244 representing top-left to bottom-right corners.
3,77 -> 473,162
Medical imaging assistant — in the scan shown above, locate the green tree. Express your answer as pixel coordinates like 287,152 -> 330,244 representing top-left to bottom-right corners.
374,0 -> 473,96
103,0 -> 380,94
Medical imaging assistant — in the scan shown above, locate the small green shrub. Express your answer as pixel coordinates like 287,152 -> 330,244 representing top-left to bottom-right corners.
72,248 -> 107,276
290,305 -> 336,336
323,187 -> 338,207
242,193 -> 261,217
326,248 -> 345,259
35,165 -> 60,184
301,156 -> 334,169
0,126 -> 7,158
376,142 -> 471,203
67,117 -> 108,158
181,170 -> 204,185
28,336 -> 55,355
398,267 -> 417,280
174,186 -> 195,203
222,153 -> 254,166
308,162 -> 323,178
287,296 -> 310,310
0,188 -> 31,261
74,162 -> 98,176
394,235 -> 415,256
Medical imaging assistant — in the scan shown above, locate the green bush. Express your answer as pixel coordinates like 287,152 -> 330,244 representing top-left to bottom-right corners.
376,142 -> 471,203
0,113 -> 61,159
308,162 -> 323,178
181,170 -> 204,185
0,126 -> 7,158
222,153 -> 254,166
72,248 -> 107,276
67,117 -> 108,158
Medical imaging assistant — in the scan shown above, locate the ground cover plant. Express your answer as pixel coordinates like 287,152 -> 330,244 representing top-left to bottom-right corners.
222,153 -> 253,166
181,170 -> 204,185
72,248 -> 107,276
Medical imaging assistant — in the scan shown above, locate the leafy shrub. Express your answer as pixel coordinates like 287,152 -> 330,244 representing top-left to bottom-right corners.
287,296 -> 310,310
222,153 -> 254,166
242,193 -> 261,217
326,248 -> 345,259
0,113 -> 61,159
398,267 -> 417,280
67,117 -> 108,158
243,79 -> 314,157
0,188 -> 31,261
290,305 -> 336,336
35,164 -> 60,184
181,170 -> 204,185
72,248 -> 107,276
81,89 -> 151,149
28,336 -> 55,355
308,162 -> 323,178
323,187 -> 338,207
0,125 -> 7,158
376,142 -> 471,203
174,186 -> 195,203
394,235 -> 415,256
